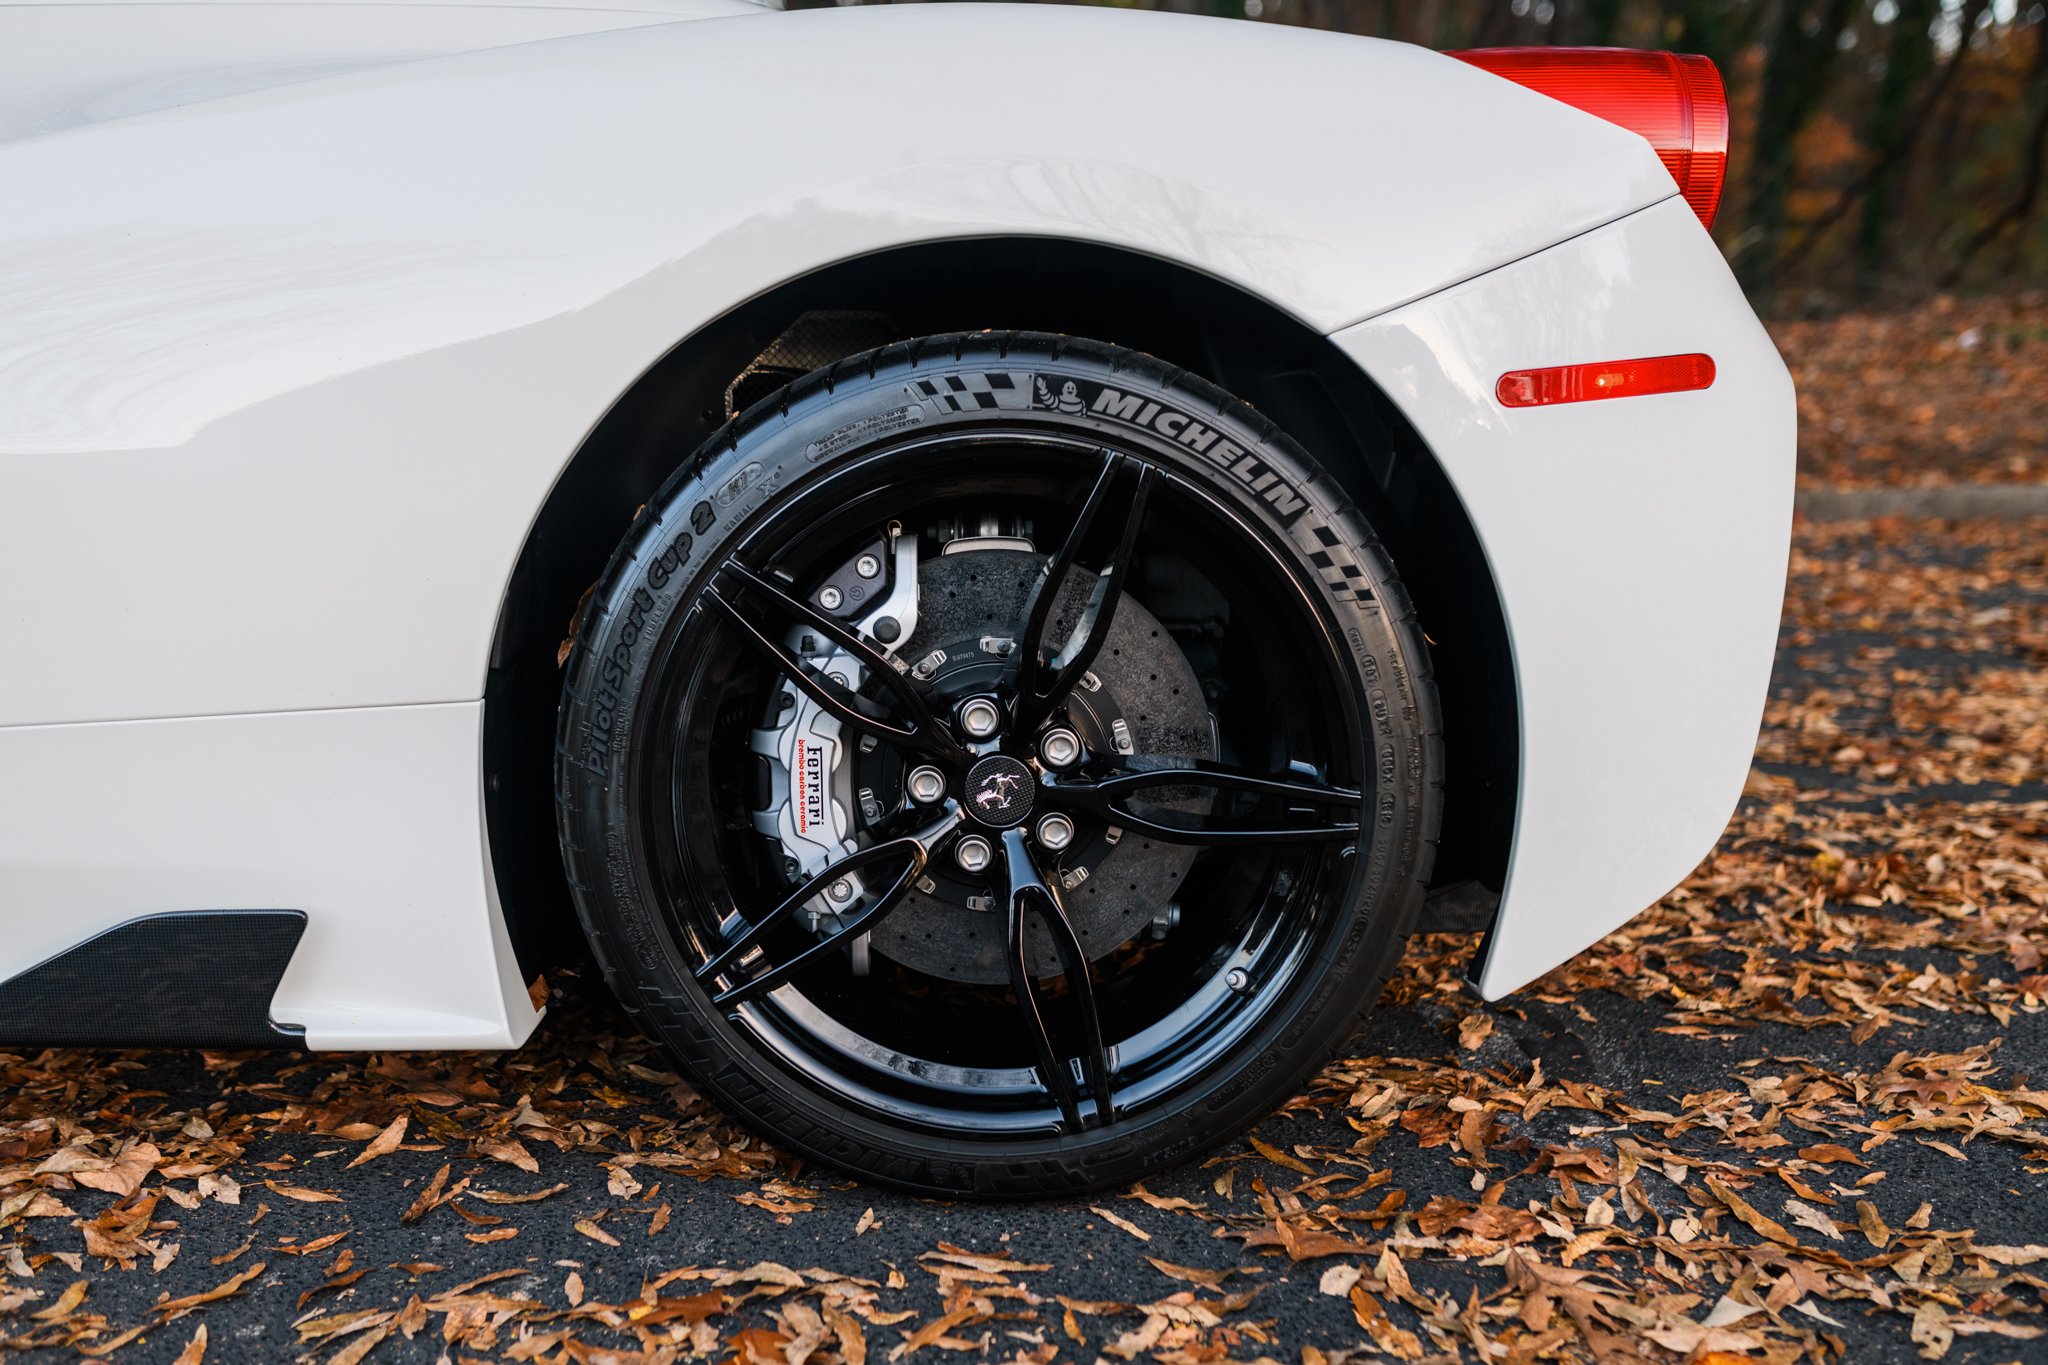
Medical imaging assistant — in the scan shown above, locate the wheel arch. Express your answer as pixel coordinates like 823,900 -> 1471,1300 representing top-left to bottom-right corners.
484,237 -> 1517,974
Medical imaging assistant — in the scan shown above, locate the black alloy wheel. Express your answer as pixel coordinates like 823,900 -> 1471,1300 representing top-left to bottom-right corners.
557,333 -> 1441,1198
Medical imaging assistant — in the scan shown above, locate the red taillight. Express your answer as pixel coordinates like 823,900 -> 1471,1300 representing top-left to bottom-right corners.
1449,47 -> 1729,228
1496,354 -> 1716,407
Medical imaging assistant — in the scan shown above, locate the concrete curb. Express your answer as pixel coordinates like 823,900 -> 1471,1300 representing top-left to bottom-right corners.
1797,484 -> 2048,520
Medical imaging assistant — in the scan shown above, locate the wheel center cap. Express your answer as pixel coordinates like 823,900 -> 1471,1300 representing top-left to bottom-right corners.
963,754 -> 1034,828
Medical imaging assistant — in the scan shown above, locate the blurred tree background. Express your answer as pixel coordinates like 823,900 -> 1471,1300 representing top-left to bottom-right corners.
788,0 -> 2048,317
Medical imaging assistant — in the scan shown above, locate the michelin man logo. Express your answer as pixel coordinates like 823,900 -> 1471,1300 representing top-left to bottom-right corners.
1034,376 -> 1087,415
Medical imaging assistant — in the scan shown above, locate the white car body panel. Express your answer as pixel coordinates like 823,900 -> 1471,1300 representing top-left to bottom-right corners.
0,704 -> 536,1047
1333,197 -> 1795,997
0,0 -> 1788,1044
0,5 -> 1668,730
0,0 -> 771,144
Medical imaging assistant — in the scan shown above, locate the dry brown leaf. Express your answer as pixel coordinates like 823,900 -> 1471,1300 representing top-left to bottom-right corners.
1101,1312 -> 1168,1360
1317,1263 -> 1362,1297
1784,1198 -> 1843,1242
1349,1285 -> 1423,1360
1273,1218 -> 1371,1261
345,1114 -> 409,1169
1705,1176 -> 1797,1247
448,1201 -> 503,1227
400,1164 -> 451,1225
29,1279 -> 87,1320
262,1179 -> 341,1204
1856,1200 -> 1892,1249
574,1218 -> 621,1248
1457,1012 -> 1494,1050
894,1305 -> 984,1357
75,1323 -> 153,1358
1247,1135 -> 1316,1175
823,1304 -> 867,1365
479,1138 -> 540,1174
1145,1257 -> 1234,1288
329,1324 -> 390,1365
1090,1206 -> 1151,1241
154,1261 -> 265,1317
74,1143 -> 159,1198
474,1183 -> 569,1205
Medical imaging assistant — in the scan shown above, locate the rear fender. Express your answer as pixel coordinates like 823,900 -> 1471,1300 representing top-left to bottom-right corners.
1332,198 -> 1795,997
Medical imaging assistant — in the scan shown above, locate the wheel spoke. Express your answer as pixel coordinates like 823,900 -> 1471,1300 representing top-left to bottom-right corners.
706,561 -> 961,760
1011,453 -> 1154,729
1049,761 -> 1363,846
1079,760 -> 1360,805
1073,807 -> 1359,845
697,809 -> 962,1005
1001,828 -> 1115,1131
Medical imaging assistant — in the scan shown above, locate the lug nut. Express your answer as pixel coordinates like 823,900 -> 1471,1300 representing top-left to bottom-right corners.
1035,813 -> 1075,851
955,835 -> 993,873
1038,727 -> 1082,768
855,554 -> 882,579
906,765 -> 946,804
957,696 -> 1002,739
818,585 -> 844,611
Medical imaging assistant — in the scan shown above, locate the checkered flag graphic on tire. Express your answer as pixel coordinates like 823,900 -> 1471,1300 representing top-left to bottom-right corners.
906,372 -> 1034,413
1307,523 -> 1373,603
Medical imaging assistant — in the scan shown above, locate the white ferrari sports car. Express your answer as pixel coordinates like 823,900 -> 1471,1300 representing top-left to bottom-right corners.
0,0 -> 1793,1194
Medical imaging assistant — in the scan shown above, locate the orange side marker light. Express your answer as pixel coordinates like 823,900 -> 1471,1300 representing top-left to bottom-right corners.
1496,353 -> 1715,407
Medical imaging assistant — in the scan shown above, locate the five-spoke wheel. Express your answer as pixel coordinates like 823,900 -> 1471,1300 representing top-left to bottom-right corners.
558,334 -> 1440,1196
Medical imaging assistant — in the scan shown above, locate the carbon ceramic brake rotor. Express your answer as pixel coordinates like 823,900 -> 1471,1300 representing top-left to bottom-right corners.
866,549 -> 1213,984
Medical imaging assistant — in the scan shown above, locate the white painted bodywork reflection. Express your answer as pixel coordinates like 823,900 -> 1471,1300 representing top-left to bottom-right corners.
0,0 -> 770,142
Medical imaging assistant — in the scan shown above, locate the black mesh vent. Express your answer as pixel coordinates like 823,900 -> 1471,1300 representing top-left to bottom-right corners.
725,310 -> 897,418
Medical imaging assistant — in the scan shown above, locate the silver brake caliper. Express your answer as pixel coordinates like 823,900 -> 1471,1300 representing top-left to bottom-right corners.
749,528 -> 921,961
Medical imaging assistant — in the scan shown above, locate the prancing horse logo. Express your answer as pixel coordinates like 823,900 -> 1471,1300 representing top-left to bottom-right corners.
962,754 -> 1034,828
974,772 -> 1020,810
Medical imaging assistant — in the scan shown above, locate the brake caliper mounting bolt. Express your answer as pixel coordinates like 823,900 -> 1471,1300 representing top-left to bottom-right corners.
1035,812 -> 1076,852
958,696 -> 1002,740
827,879 -> 853,903
818,585 -> 844,611
955,834 -> 994,873
1225,967 -> 1251,994
906,765 -> 946,804
855,554 -> 881,579
1038,727 -> 1082,769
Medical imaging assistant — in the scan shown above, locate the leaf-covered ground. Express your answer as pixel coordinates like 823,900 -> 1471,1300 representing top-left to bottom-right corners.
3,514 -> 2044,1365
1774,294 -> 2048,490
